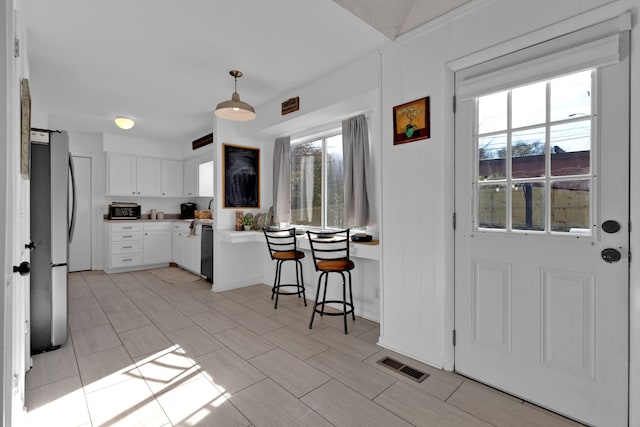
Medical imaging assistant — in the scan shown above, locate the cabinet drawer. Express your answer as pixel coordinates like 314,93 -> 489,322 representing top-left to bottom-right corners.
111,253 -> 142,268
111,223 -> 142,233
144,222 -> 172,232
112,241 -> 142,254
112,232 -> 143,242
173,223 -> 191,232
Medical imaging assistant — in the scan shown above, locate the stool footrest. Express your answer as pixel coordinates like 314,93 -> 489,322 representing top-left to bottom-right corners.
313,300 -> 354,316
273,283 -> 305,296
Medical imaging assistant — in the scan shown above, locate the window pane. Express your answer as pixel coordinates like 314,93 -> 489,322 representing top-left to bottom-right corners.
512,81 -> 546,128
550,121 -> 590,176
512,182 -> 545,231
198,161 -> 214,197
550,70 -> 592,121
477,184 -> 506,229
478,134 -> 507,181
478,91 -> 507,134
290,140 -> 322,226
326,135 -> 344,228
511,127 -> 545,178
551,180 -> 590,233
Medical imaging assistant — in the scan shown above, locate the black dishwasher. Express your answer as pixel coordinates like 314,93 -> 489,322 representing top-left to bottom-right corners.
201,225 -> 213,282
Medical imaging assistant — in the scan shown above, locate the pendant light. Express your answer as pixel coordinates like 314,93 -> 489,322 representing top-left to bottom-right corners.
215,70 -> 256,121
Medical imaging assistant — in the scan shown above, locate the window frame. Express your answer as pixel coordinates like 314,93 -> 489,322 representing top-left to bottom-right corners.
289,129 -> 343,230
473,69 -> 597,237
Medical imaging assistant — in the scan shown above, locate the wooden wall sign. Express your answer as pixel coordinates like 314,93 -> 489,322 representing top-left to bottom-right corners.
192,133 -> 213,150
281,97 -> 300,115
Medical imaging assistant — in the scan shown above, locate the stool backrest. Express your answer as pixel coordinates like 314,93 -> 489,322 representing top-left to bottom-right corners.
306,229 -> 350,271
263,228 -> 299,259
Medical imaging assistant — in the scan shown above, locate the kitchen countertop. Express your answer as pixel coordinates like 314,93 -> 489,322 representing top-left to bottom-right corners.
104,218 -> 214,225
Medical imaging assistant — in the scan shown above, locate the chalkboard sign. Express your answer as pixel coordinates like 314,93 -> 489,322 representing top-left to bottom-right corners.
223,144 -> 260,208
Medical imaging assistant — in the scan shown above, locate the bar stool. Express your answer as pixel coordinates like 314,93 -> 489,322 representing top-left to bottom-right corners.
263,228 -> 307,309
307,229 -> 355,334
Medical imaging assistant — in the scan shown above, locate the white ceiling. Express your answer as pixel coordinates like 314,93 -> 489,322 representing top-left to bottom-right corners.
24,0 -> 469,144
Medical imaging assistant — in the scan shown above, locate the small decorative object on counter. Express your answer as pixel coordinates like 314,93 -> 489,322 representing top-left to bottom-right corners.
157,212 -> 164,219
243,213 -> 254,231
235,210 -> 244,231
150,209 -> 157,220
267,206 -> 274,227
254,212 -> 265,230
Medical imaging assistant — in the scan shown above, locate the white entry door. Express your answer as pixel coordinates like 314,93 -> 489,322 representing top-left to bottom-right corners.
454,30 -> 629,426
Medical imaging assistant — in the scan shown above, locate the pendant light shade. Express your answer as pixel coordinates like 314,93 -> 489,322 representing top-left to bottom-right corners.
215,70 -> 256,121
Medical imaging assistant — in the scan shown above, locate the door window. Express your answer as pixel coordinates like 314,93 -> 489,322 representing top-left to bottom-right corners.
476,70 -> 593,235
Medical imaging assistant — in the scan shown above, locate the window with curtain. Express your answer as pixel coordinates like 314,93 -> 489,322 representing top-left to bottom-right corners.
290,132 -> 343,228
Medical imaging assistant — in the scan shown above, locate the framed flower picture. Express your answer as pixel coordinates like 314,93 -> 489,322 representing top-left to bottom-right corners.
393,96 -> 430,145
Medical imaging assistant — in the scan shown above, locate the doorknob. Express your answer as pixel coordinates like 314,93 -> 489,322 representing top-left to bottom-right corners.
601,248 -> 622,263
602,220 -> 621,234
12,261 -> 30,276
25,241 -> 36,250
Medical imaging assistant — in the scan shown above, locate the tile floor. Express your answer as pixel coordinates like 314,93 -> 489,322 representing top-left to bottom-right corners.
25,268 -> 585,427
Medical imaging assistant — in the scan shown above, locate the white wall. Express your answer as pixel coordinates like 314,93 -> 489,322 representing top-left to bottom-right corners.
378,0 -> 640,382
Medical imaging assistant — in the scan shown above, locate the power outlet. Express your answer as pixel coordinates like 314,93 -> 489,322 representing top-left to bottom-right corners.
374,287 -> 380,298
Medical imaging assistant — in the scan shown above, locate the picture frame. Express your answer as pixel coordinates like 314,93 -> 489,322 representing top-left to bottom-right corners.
223,143 -> 260,208
20,79 -> 31,179
393,96 -> 430,145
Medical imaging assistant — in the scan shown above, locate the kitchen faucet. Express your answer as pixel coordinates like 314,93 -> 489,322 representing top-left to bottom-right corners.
208,198 -> 213,210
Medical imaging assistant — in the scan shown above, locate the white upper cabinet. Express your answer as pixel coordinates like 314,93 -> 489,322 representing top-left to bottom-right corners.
107,153 -> 137,196
183,157 -> 198,197
136,157 -> 162,196
107,154 -> 187,198
161,159 -> 183,197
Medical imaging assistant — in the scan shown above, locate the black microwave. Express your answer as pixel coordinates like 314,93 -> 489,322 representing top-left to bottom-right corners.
109,203 -> 141,220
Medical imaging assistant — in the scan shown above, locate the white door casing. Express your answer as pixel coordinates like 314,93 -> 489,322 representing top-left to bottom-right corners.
3,0 -> 29,425
454,28 -> 629,427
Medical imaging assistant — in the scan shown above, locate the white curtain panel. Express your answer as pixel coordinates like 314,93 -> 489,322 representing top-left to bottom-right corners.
272,136 -> 291,224
302,156 -> 315,222
342,114 -> 371,227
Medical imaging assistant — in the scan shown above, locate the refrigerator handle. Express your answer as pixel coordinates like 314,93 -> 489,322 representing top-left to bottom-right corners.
68,154 -> 77,242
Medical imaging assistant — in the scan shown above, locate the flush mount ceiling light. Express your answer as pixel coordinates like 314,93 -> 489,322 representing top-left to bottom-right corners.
114,117 -> 135,130
215,70 -> 256,121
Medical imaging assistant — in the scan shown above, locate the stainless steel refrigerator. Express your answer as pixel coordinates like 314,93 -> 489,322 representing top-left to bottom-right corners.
30,129 -> 76,353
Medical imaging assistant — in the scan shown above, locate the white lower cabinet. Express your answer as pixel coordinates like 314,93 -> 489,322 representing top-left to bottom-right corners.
143,223 -> 172,265
188,231 -> 202,273
107,221 -> 199,273
172,222 -> 201,274
107,222 -> 143,270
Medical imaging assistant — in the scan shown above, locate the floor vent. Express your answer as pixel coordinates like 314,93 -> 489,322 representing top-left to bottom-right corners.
377,357 -> 429,383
